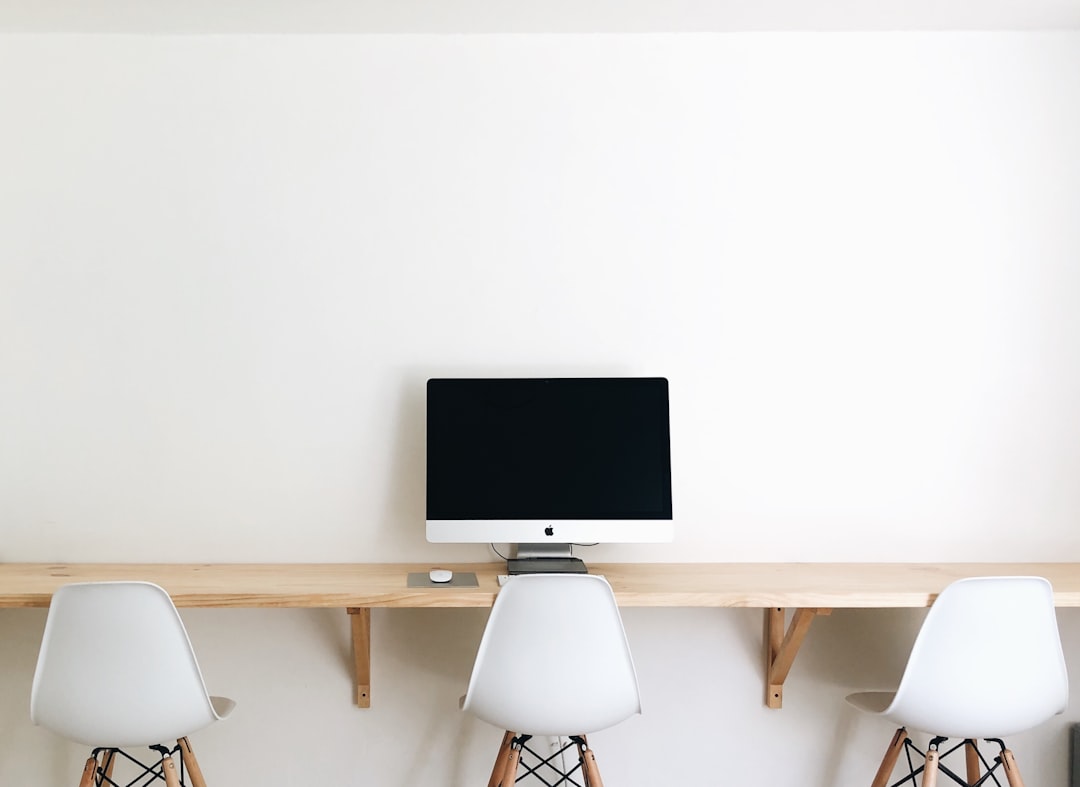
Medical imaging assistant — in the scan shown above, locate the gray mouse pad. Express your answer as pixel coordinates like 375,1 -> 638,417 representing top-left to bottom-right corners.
407,572 -> 479,588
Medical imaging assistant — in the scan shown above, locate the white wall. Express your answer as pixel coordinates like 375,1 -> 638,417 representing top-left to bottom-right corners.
1,32 -> 1079,786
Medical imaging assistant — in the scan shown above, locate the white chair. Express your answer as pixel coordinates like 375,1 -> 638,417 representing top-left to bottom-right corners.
847,576 -> 1068,787
31,581 -> 235,787
463,573 -> 641,787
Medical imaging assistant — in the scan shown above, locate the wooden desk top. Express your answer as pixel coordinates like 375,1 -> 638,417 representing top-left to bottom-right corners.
2,562 -> 1079,609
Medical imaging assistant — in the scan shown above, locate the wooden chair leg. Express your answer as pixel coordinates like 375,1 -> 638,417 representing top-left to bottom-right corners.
923,748 -> 940,787
100,750 -> 117,786
1000,749 -> 1026,787
78,756 -> 98,787
488,731 -> 515,787
161,751 -> 182,787
501,740 -> 522,787
575,736 -> 605,787
582,748 -> 605,787
965,740 -> 980,786
871,728 -> 909,787
178,737 -> 208,787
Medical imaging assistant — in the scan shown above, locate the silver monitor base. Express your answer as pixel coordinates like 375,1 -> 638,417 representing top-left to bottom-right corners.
508,543 -> 587,575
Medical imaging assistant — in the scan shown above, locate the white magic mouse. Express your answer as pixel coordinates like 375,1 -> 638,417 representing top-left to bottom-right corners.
429,568 -> 453,583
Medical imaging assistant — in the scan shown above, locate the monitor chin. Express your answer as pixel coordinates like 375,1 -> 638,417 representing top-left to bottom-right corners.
425,519 -> 674,544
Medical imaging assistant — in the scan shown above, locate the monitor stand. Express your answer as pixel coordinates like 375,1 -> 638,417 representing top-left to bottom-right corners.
507,543 -> 588,575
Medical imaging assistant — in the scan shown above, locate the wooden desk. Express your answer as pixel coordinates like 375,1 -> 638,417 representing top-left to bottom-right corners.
3,562 -> 1078,708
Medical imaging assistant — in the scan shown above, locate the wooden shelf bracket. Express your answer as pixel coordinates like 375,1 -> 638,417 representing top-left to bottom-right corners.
764,606 -> 831,708
347,608 -> 371,708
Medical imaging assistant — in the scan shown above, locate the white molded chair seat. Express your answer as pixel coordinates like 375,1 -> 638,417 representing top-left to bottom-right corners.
846,575 -> 1067,739
31,581 -> 233,786
463,573 -> 641,786
846,576 -> 1068,787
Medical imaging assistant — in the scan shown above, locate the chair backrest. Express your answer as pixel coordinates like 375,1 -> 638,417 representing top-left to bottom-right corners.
888,576 -> 1069,739
462,574 -> 641,737
31,581 -> 220,747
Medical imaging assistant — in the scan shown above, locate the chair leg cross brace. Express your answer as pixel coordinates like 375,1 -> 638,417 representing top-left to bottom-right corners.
80,740 -> 208,787
874,729 -> 1024,787
765,607 -> 832,708
490,733 -> 605,787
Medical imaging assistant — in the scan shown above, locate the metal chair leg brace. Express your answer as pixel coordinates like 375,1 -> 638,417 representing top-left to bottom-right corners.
84,742 -> 192,787
885,730 -> 1013,787
501,734 -> 591,787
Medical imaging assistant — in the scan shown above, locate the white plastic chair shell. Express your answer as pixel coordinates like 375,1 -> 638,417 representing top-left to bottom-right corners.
31,581 -> 235,748
846,576 -> 1068,739
463,573 -> 641,738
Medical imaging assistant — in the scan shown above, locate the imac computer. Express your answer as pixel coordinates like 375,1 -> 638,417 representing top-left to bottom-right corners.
426,377 -> 673,574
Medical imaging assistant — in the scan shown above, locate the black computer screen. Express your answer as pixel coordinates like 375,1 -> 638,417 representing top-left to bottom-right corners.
426,377 -> 672,520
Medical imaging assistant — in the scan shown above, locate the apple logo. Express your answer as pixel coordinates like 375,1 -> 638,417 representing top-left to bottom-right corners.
544,526 -> 554,536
